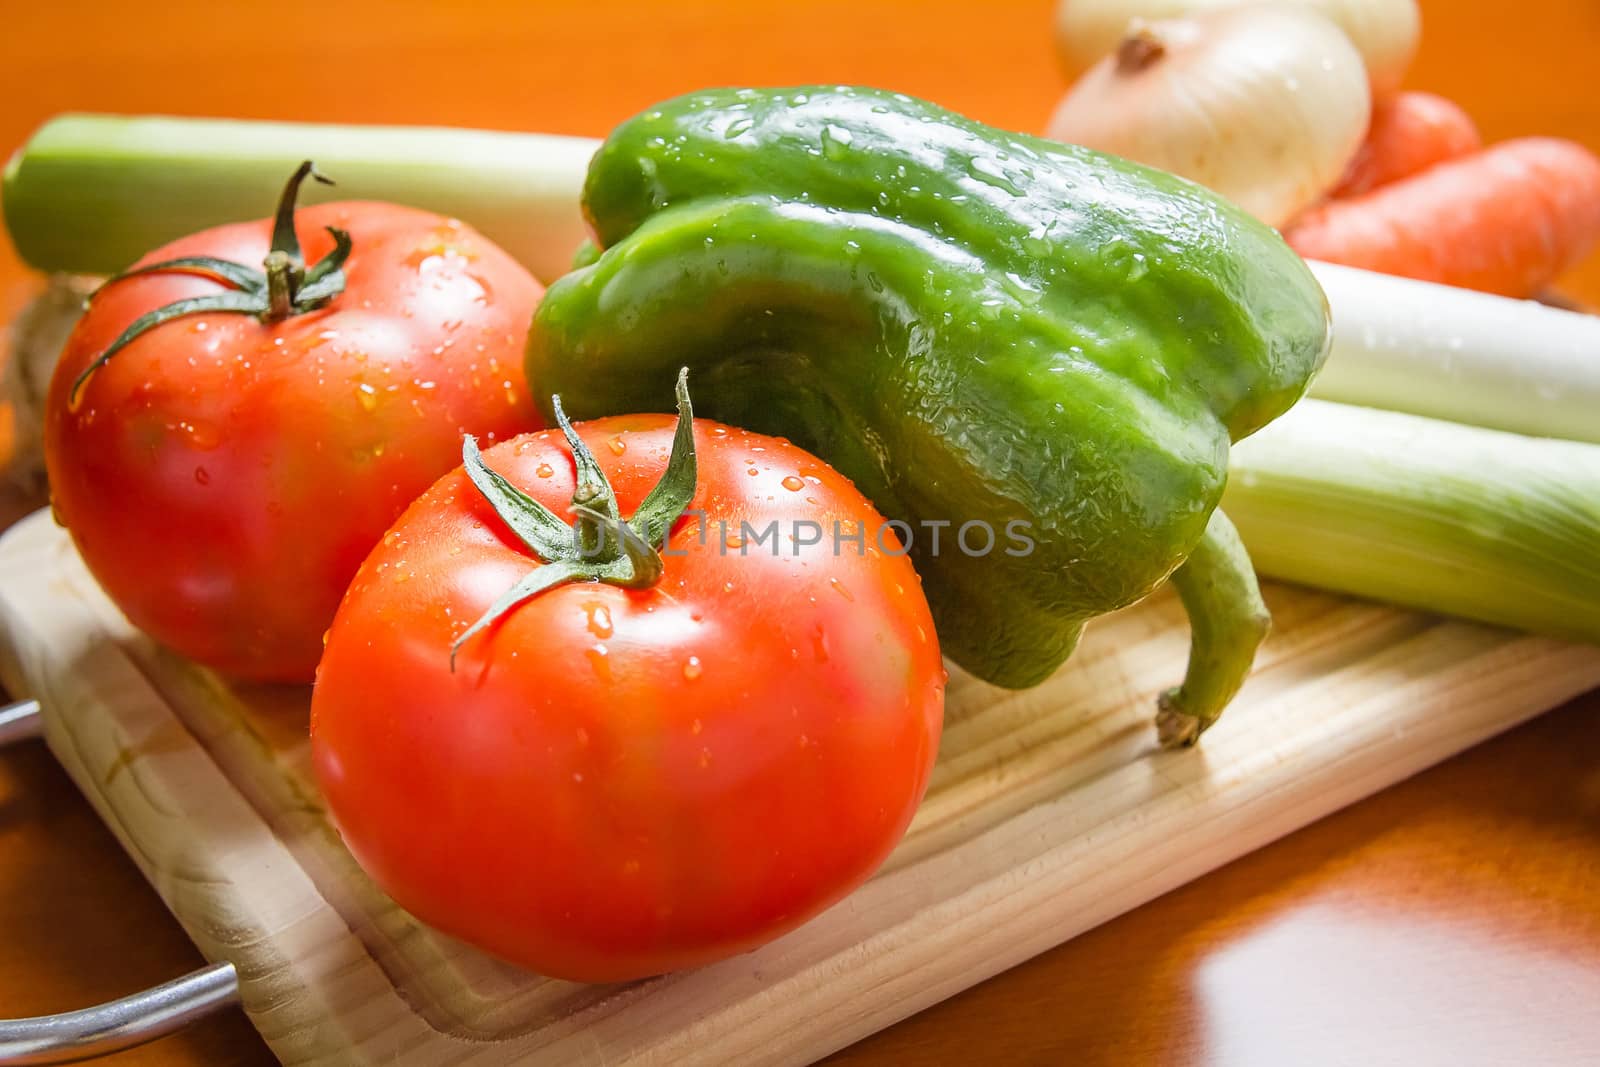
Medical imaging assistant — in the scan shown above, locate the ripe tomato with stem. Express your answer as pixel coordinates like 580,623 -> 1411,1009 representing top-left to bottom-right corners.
312,372 -> 947,981
45,163 -> 541,681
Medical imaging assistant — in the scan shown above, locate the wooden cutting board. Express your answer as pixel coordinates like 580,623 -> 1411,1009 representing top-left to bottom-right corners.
2,507 -> 1597,1066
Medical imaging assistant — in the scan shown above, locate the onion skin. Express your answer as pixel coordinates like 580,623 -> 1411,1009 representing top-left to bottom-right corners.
1056,0 -> 1420,99
1046,6 -> 1371,227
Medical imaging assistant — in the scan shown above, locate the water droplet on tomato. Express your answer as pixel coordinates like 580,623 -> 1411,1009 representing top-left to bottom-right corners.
608,435 -> 627,456
467,271 -> 495,306
916,624 -> 928,644
781,475 -> 804,491
725,533 -> 744,550
584,603 -> 614,639
682,655 -> 703,681
829,577 -> 854,602
691,718 -> 703,735
535,463 -> 554,478
587,643 -> 611,681
812,626 -> 830,662
698,747 -> 713,769
722,581 -> 734,594
746,468 -> 759,477
179,420 -> 221,450
356,383 -> 379,413
193,466 -> 210,485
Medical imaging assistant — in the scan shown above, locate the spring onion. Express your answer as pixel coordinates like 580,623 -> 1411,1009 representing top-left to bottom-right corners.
1225,398 -> 1600,644
2,114 -> 597,285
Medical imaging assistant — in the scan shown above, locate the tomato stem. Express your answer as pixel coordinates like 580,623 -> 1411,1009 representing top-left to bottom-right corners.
67,161 -> 353,407
450,369 -> 698,669
263,250 -> 295,320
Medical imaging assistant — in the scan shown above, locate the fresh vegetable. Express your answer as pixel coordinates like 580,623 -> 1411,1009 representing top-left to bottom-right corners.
1285,137 -> 1600,298
1225,399 -> 1600,645
1331,91 -> 1481,198
1054,0 -> 1420,99
1307,262 -> 1600,446
1046,7 -> 1371,227
311,374 -> 946,982
2,115 -> 596,285
529,86 -> 1332,742
45,164 -> 541,682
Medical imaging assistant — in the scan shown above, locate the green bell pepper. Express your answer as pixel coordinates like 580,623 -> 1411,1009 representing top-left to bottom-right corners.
528,86 -> 1330,744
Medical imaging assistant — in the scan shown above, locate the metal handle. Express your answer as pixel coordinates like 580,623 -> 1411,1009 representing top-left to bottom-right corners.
0,699 -> 242,1064
0,699 -> 43,746
0,964 -> 240,1065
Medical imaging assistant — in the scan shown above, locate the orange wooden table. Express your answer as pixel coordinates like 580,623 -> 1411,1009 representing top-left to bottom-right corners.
3,2 -> 1598,1063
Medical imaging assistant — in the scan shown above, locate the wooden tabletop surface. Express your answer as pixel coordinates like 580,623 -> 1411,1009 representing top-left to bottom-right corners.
2,2 -> 1598,1063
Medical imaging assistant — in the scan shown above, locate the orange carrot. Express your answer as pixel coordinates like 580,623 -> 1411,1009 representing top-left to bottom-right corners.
1286,138 -> 1600,298
1332,92 -> 1482,198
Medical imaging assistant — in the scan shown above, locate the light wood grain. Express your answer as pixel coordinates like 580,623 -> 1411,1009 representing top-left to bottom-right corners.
2,509 -> 1597,1064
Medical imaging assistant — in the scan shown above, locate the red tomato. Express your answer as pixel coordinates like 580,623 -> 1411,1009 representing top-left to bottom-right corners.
45,179 -> 540,682
310,413 -> 946,982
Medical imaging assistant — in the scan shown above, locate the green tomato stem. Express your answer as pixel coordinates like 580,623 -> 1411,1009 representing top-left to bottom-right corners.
450,370 -> 698,669
262,251 -> 294,320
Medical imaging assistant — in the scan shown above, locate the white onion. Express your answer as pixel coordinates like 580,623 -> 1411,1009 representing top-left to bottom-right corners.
1046,6 -> 1371,226
1056,0 -> 1421,99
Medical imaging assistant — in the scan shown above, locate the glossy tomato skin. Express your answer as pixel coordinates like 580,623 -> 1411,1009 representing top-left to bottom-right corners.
311,417 -> 946,982
45,204 -> 540,681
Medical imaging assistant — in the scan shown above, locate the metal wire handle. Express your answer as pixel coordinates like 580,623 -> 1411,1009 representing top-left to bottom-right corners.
0,699 -> 242,1064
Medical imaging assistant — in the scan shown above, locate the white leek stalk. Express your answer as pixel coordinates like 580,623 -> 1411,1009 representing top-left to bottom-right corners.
1308,262 -> 1600,445
1225,398 -> 1600,643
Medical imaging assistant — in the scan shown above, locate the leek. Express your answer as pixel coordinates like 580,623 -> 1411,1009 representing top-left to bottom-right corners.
1225,399 -> 1600,644
3,114 -> 596,285
1308,262 -> 1600,445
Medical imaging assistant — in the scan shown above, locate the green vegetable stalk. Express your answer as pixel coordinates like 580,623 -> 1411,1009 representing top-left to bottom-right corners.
3,114 -> 596,285
1225,399 -> 1600,644
529,86 -> 1332,742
